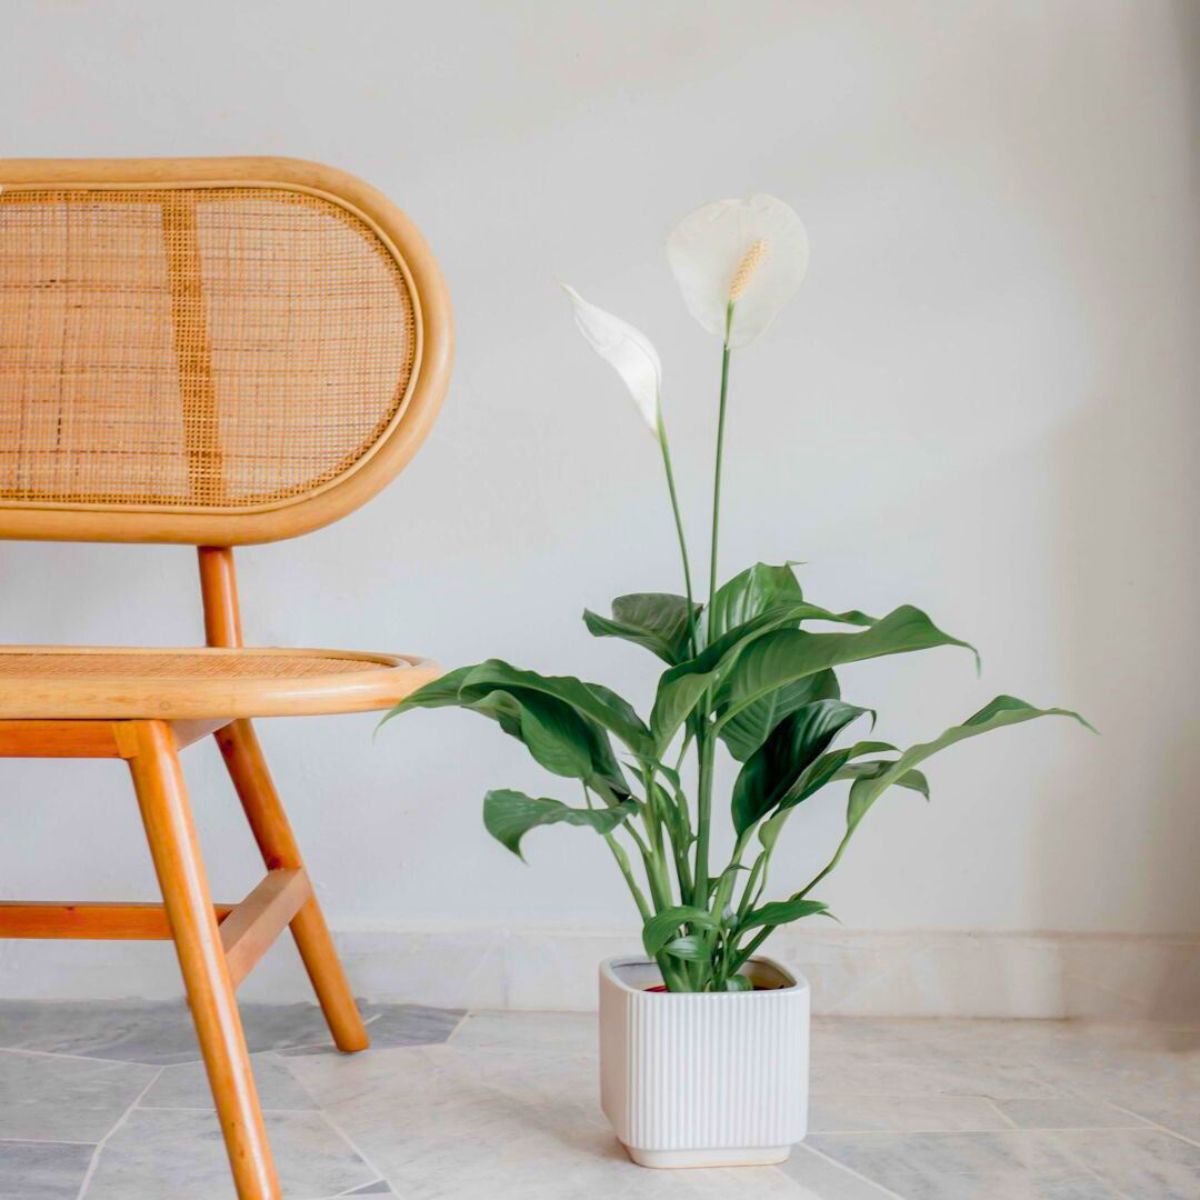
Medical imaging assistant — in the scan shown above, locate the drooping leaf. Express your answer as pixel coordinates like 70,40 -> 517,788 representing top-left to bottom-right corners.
484,789 -> 636,859
779,696 -> 1094,904
721,974 -> 753,992
731,700 -> 873,834
459,660 -> 653,756
383,661 -> 634,796
739,897 -> 830,931
583,593 -> 700,665
467,688 -> 628,797
833,760 -> 930,800
843,697 -> 1094,835
715,605 -> 979,733
642,905 -> 722,957
719,669 -> 841,762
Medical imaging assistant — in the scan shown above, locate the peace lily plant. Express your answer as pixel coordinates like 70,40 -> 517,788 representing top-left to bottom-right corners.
386,195 -> 1090,996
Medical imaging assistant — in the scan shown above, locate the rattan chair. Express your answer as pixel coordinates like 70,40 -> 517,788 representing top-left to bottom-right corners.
0,157 -> 452,1200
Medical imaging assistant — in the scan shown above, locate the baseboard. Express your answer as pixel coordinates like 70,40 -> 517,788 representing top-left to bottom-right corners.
1,925 -> 1196,1020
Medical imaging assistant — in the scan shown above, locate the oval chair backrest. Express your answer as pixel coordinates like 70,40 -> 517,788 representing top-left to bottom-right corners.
0,157 -> 452,544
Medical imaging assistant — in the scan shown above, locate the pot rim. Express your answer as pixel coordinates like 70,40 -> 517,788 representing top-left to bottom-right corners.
600,955 -> 808,997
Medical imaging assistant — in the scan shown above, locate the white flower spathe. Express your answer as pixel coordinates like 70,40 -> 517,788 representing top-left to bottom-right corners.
563,285 -> 662,433
666,195 -> 809,349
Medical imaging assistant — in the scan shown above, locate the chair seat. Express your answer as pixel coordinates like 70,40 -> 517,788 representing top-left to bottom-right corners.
0,646 -> 441,720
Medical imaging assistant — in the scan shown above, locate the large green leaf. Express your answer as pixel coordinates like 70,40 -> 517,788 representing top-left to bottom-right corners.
650,603 -> 876,753
719,669 -> 841,762
468,688 -> 628,797
707,562 -> 804,641
381,661 -> 631,796
739,897 -> 830,931
731,700 -> 873,834
642,905 -> 721,957
844,696 -> 1094,835
583,593 -> 699,665
483,789 -> 636,859
459,660 -> 653,756
715,605 -> 978,733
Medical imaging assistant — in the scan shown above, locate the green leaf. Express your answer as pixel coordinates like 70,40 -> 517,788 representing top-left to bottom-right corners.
757,740 -> 897,852
642,905 -> 722,957
844,696 -> 1094,835
662,936 -> 711,962
460,660 -> 653,756
379,665 -> 475,724
707,562 -> 805,641
716,605 -> 979,733
739,897 -> 830,931
483,789 -> 636,859
731,700 -> 873,834
720,669 -> 841,762
650,603 -> 875,753
833,760 -> 930,800
583,593 -> 700,665
721,974 -> 753,991
775,696 -> 1093,906
467,689 -> 628,796
381,668 -> 629,796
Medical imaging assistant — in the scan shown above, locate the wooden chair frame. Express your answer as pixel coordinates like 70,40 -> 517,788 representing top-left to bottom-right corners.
0,158 -> 454,1200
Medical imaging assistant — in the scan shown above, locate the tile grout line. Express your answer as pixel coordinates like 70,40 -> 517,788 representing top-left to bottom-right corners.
0,1137 -> 99,1147
799,1142 -> 908,1200
0,1044 -> 170,1067
138,1104 -> 321,1114
275,1052 -> 394,1194
983,1097 -> 1020,1129
442,1008 -> 474,1044
73,1064 -> 164,1200
1105,1103 -> 1200,1150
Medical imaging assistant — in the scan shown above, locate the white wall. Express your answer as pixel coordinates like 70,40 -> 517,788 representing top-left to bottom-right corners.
1,0 -> 1197,1006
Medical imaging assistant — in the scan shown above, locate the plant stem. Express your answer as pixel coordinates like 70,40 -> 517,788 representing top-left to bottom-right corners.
584,785 -> 652,924
694,727 -> 716,906
711,828 -> 752,918
706,304 -> 735,609
693,306 -> 735,950
602,832 -> 651,922
738,850 -> 767,919
657,417 -> 698,655
730,925 -> 772,973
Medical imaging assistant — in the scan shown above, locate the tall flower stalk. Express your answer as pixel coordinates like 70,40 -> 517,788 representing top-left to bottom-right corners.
385,196 -> 1092,992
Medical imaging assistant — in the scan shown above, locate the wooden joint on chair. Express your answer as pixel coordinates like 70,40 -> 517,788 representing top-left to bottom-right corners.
0,901 -> 235,940
219,868 -> 313,989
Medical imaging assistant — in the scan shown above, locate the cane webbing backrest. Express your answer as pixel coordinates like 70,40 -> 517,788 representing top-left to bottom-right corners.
0,158 -> 452,544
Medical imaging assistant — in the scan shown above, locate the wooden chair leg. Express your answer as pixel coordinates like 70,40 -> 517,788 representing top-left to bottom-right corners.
127,720 -> 280,1200
216,719 -> 369,1053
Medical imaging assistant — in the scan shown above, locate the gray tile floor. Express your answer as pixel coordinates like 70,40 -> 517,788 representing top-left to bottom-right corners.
0,1003 -> 1196,1199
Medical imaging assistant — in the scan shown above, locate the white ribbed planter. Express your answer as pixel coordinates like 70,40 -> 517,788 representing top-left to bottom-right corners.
598,956 -> 809,1168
